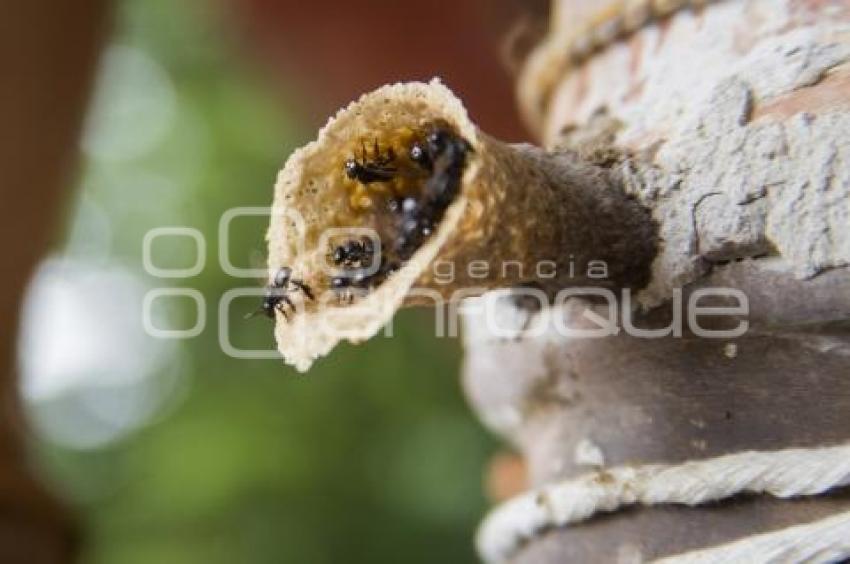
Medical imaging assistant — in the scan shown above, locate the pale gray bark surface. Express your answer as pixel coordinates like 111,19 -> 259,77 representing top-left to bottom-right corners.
465,1 -> 850,560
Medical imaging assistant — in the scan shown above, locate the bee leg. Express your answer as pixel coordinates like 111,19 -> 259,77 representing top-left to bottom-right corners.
276,295 -> 295,320
274,303 -> 290,321
291,279 -> 314,300
336,290 -> 352,305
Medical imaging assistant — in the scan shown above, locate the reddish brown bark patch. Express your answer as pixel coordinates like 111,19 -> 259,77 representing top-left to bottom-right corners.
753,64 -> 850,123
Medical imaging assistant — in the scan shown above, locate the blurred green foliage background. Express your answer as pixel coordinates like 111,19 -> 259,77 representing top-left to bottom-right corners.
28,1 -> 497,562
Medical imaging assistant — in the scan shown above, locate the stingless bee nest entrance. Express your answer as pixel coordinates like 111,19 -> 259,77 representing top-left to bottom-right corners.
267,79 -> 657,371
267,80 -> 479,370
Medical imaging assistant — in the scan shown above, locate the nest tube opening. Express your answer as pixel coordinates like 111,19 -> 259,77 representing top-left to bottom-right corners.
266,80 -> 657,371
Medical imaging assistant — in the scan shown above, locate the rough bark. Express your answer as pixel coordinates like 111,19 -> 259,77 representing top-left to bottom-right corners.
465,0 -> 850,561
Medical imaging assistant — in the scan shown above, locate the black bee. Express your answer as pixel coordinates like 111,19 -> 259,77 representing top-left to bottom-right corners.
395,213 -> 434,257
409,140 -> 433,172
344,139 -> 397,184
330,270 -> 372,304
410,126 -> 471,177
386,195 -> 419,215
394,125 -> 472,259
247,266 -> 314,320
331,236 -> 375,268
331,125 -> 471,301
329,245 -> 401,305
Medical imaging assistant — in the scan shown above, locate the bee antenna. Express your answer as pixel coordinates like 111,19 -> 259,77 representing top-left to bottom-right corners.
244,308 -> 263,320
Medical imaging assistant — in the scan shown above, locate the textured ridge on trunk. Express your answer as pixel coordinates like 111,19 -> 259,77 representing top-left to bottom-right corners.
467,0 -> 850,561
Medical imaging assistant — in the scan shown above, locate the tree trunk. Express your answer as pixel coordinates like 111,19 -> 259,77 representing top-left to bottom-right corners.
467,0 -> 850,561
0,2 -> 109,561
